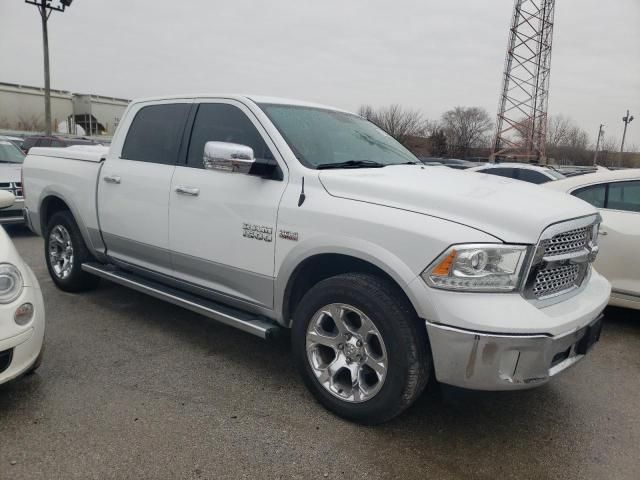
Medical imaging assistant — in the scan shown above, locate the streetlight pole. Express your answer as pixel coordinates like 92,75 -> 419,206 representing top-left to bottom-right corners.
620,110 -> 634,167
26,0 -> 73,136
593,124 -> 604,166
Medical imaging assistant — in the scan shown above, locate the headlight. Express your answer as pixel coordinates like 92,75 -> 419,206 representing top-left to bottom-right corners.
422,244 -> 529,292
0,263 -> 23,303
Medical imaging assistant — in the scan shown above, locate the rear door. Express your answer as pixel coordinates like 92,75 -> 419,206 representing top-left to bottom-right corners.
98,101 -> 191,276
168,100 -> 287,308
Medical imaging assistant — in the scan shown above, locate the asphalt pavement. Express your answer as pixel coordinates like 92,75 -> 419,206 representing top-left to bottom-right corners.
1,227 -> 638,479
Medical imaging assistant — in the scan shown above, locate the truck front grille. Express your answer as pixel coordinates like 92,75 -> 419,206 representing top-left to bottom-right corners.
523,216 -> 599,302
532,264 -> 581,298
543,226 -> 590,257
0,182 -> 22,199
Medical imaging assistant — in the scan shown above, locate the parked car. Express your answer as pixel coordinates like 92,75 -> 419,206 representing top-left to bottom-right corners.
470,162 -> 566,184
0,140 -> 25,224
418,157 -> 477,169
21,135 -> 99,153
0,190 -> 45,385
545,169 -> 640,310
0,135 -> 25,151
23,95 -> 609,424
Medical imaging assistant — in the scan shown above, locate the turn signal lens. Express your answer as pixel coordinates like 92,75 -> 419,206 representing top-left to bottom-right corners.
14,302 -> 34,326
431,249 -> 457,277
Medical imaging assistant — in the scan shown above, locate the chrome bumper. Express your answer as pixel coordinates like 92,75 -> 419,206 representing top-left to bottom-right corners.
426,313 -> 604,390
0,199 -> 25,225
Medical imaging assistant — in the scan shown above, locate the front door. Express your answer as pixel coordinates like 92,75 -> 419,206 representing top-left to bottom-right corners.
98,101 -> 191,275
169,100 -> 287,308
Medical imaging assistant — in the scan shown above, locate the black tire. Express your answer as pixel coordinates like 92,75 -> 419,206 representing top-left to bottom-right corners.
292,273 -> 431,425
45,211 -> 100,292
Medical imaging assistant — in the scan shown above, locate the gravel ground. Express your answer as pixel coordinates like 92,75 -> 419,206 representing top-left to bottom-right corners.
0,227 -> 638,480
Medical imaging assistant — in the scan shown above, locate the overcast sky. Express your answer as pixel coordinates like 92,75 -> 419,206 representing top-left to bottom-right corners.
1,0 -> 638,146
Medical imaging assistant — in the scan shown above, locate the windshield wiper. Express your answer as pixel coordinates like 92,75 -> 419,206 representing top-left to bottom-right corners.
316,160 -> 386,170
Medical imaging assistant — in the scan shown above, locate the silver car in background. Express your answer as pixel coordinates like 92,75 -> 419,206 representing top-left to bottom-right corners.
0,140 -> 25,224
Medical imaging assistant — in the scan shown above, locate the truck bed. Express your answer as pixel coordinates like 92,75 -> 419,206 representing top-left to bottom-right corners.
23,146 -> 108,244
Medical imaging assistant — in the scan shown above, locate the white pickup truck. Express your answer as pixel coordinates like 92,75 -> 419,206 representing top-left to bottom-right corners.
22,95 -> 610,424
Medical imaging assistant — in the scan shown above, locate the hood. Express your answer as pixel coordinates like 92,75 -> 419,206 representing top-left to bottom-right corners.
0,163 -> 22,183
318,165 -> 597,243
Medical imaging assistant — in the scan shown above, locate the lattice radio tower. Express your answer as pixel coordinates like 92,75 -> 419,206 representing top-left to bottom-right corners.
491,0 -> 556,163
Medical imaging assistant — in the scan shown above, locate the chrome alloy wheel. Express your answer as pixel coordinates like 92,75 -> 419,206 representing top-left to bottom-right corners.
48,225 -> 74,280
305,303 -> 388,403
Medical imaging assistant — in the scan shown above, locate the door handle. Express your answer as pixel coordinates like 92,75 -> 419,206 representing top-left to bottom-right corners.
599,229 -> 608,236
103,175 -> 121,184
175,185 -> 200,196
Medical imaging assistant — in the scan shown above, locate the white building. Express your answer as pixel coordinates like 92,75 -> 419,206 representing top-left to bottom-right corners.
0,82 -> 129,136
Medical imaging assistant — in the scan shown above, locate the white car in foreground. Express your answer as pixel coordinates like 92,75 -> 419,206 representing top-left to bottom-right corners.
0,191 -> 45,384
545,169 -> 640,310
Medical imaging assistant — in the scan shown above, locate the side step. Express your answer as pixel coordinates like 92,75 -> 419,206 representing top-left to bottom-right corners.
81,262 -> 281,339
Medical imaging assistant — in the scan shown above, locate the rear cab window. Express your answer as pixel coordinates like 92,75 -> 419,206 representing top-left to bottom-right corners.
122,103 -> 190,165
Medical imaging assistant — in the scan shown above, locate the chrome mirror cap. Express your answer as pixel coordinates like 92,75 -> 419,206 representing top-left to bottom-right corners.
203,141 -> 255,174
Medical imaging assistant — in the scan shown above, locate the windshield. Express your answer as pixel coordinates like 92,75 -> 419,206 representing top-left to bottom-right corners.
259,104 -> 418,169
0,141 -> 25,164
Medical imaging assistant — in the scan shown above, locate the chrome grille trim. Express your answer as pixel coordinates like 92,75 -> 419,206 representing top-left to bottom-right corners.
543,226 -> 590,257
532,264 -> 581,298
522,214 -> 600,304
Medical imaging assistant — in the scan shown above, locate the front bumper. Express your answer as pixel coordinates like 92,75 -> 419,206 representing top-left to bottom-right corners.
0,267 -> 45,385
426,314 -> 603,390
0,198 -> 25,225
413,269 -> 611,390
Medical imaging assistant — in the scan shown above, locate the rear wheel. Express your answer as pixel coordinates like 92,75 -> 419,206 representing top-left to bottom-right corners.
45,211 -> 100,292
292,273 -> 430,424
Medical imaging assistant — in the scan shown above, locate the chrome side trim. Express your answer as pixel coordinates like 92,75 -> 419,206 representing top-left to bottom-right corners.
81,263 -> 280,339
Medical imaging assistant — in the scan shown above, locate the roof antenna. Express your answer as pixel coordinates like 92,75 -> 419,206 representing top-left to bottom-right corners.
298,177 -> 306,207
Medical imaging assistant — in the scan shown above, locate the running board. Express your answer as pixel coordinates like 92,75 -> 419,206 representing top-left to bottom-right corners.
81,262 -> 281,339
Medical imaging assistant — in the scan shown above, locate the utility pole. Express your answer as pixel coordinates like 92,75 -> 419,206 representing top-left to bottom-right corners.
593,124 -> 604,166
619,110 -> 634,167
26,0 -> 74,136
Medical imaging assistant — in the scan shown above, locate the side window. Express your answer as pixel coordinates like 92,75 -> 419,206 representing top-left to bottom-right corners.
517,169 -> 550,184
121,103 -> 190,165
606,181 -> 640,213
186,103 -> 273,169
50,139 -> 64,147
573,184 -> 606,208
482,167 -> 517,179
37,138 -> 51,147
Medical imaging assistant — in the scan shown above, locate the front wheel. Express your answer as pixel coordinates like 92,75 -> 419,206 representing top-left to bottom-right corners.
45,211 -> 100,292
292,273 -> 431,424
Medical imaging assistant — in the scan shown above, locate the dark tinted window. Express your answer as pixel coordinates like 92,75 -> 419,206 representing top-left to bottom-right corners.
122,103 -> 190,165
22,137 -> 38,151
36,138 -> 51,147
482,167 -> 518,179
607,181 -> 640,213
517,169 -> 551,184
186,103 -> 273,168
573,184 -> 606,208
50,139 -> 64,147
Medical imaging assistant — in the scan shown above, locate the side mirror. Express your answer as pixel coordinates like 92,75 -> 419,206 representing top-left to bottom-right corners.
203,141 -> 255,174
0,191 -> 15,210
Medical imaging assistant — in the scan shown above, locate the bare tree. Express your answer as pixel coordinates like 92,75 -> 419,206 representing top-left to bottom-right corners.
544,115 -> 591,165
357,104 -> 428,145
440,106 -> 492,157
